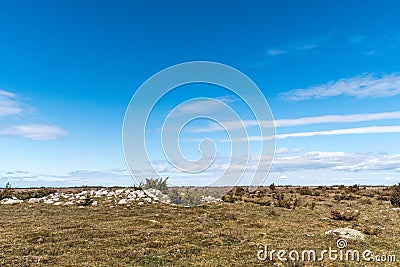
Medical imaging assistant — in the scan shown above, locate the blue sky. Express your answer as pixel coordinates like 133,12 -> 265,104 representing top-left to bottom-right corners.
1,0 -> 400,187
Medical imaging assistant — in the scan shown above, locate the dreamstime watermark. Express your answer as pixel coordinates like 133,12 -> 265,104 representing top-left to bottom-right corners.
257,239 -> 397,263
122,61 -> 276,204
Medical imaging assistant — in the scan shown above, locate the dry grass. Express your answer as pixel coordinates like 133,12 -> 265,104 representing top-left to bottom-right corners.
1,186 -> 400,266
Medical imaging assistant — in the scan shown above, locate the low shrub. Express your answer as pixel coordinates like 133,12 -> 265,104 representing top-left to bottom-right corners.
79,194 -> 94,206
333,193 -> 357,201
330,209 -> 359,221
168,188 -> 202,206
347,184 -> 361,193
16,187 -> 57,200
298,188 -> 312,196
273,193 -> 292,209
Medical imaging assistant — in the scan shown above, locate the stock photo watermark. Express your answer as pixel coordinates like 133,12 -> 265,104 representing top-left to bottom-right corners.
257,239 -> 397,264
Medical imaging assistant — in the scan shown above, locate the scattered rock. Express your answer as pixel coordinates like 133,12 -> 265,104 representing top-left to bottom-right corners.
115,189 -> 124,195
118,199 -> 128,205
0,198 -> 23,205
44,199 -> 54,205
325,228 -> 366,241
28,198 -> 40,204
0,188 -> 221,207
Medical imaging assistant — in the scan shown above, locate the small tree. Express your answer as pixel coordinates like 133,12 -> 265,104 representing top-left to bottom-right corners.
269,183 -> 276,191
0,182 -> 14,200
390,183 -> 400,208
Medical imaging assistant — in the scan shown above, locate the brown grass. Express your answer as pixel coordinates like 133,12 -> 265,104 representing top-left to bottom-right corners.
1,186 -> 400,266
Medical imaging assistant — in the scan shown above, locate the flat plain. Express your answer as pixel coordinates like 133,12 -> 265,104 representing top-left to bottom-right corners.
1,185 -> 400,267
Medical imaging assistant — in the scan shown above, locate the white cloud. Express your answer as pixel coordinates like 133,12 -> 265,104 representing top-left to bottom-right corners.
1,124 -> 68,141
267,37 -> 324,57
271,151 -> 400,173
275,111 -> 400,127
275,125 -> 400,139
232,125 -> 400,141
268,48 -> 289,56
1,168 -> 132,186
0,90 -> 67,141
189,120 -> 260,133
190,111 -> 400,133
347,34 -> 367,45
0,89 -> 24,117
68,168 -> 130,177
171,96 -> 237,116
364,50 -> 375,56
150,150 -> 400,184
279,73 -> 400,101
275,148 -> 300,154
192,125 -> 400,142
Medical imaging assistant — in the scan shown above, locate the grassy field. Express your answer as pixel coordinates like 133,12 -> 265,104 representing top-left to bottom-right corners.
1,185 -> 400,266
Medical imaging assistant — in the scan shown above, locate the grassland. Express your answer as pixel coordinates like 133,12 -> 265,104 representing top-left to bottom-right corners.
1,185 -> 400,266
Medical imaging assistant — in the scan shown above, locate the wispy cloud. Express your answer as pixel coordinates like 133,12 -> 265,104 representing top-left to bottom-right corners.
190,111 -> 400,133
0,89 -> 68,141
347,34 -> 367,45
272,151 -> 400,173
246,126 -> 400,141
266,35 -> 329,57
275,111 -> 400,127
1,124 -> 68,141
68,168 -> 129,177
152,150 -> 400,177
363,50 -> 375,56
1,168 -> 132,186
275,148 -> 300,154
0,89 -> 24,117
346,33 -> 400,57
211,125 -> 400,142
171,96 -> 237,116
279,73 -> 400,101
267,44 -> 317,56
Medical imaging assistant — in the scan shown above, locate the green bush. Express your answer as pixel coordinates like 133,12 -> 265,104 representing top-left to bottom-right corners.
168,188 -> 202,206
140,177 -> 169,194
